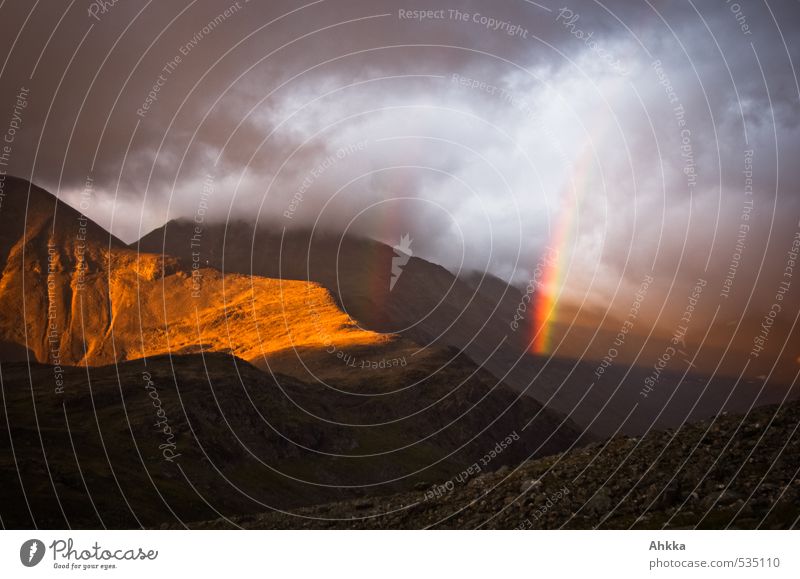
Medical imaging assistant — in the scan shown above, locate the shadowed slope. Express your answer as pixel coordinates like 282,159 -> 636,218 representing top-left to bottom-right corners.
0,351 -> 583,528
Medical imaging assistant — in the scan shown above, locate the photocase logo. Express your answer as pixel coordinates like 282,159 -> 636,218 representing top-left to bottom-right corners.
390,234 -> 413,291
19,539 -> 45,567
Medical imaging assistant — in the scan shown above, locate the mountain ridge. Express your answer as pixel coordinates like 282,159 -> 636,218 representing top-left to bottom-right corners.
0,177 -> 386,366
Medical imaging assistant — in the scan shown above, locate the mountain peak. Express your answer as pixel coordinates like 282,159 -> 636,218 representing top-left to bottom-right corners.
0,174 -> 126,257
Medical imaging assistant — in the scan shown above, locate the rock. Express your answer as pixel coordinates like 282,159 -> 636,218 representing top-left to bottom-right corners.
718,490 -> 742,505
587,488 -> 613,515
520,478 -> 543,493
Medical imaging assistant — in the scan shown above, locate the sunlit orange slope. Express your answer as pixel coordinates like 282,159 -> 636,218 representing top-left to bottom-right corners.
0,177 -> 386,367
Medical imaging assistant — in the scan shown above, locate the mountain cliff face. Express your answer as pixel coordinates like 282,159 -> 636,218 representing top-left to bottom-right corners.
137,219 -> 529,360
0,177 -> 384,366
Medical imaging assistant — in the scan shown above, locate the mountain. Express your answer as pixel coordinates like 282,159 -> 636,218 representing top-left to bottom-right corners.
136,218 -> 797,439
184,399 -> 800,529
0,177 -> 384,366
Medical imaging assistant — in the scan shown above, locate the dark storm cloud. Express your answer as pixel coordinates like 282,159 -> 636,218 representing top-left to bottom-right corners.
1,0 -> 800,368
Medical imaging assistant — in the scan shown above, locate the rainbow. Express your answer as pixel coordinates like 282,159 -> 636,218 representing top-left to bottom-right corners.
530,142 -> 596,355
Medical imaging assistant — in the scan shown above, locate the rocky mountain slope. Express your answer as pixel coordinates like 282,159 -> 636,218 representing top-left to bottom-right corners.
185,398 -> 800,529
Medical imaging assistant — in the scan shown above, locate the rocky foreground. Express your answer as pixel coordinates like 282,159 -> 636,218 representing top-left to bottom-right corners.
186,398 -> 800,529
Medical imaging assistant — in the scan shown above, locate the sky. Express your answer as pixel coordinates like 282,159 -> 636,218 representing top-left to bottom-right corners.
1,0 -> 799,378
